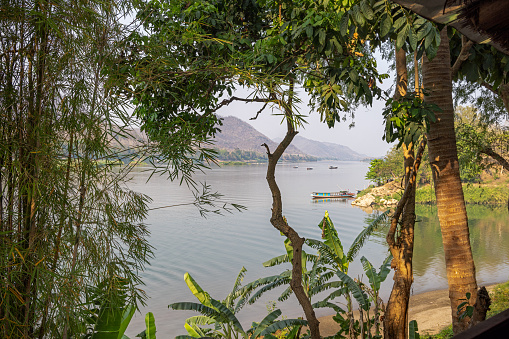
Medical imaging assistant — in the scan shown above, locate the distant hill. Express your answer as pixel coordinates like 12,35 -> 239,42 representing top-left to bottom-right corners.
213,116 -> 306,155
275,135 -> 368,161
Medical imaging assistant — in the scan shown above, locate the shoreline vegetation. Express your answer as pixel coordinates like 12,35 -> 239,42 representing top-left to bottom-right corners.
316,280 -> 509,338
355,181 -> 509,206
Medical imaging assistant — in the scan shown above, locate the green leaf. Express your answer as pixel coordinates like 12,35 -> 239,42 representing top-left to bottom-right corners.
210,299 -> 245,335
396,25 -> 408,50
259,319 -> 308,337
408,29 -> 417,51
252,309 -> 282,338
351,5 -> 365,26
349,70 -> 359,83
184,273 -> 212,308
340,13 -> 349,36
318,29 -> 326,46
409,320 -> 420,339
144,313 -> 156,339
117,305 -> 135,339
347,210 -> 389,262
336,270 -> 370,310
360,0 -> 374,20
312,300 -> 345,313
380,15 -> 392,37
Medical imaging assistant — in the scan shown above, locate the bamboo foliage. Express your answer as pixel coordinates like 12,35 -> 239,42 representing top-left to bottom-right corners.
0,1 -> 153,337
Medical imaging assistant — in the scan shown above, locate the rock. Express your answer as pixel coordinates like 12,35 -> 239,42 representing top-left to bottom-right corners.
382,198 -> 398,206
351,193 -> 376,207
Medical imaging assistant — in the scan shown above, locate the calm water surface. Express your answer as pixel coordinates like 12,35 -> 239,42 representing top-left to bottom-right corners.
124,161 -> 509,337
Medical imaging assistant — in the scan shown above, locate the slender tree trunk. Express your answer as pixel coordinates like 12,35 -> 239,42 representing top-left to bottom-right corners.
263,82 -> 320,339
423,27 -> 480,334
384,46 -> 417,339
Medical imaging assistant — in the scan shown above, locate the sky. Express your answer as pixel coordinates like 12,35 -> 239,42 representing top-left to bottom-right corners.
218,56 -> 395,158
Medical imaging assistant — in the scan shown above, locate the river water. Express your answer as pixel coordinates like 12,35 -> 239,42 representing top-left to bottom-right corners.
124,161 -> 509,337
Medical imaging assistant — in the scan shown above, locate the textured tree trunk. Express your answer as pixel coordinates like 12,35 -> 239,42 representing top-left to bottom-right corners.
263,82 -> 320,339
423,28 -> 478,334
384,46 -> 417,339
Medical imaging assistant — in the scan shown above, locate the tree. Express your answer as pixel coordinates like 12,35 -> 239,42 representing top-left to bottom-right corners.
128,1 -> 387,338
0,1 -> 154,337
423,27 -> 480,333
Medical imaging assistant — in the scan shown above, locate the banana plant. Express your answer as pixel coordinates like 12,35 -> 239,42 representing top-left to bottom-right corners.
169,268 -> 307,338
244,236 -> 344,316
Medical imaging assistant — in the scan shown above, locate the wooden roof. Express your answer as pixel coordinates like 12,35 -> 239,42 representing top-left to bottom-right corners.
393,0 -> 509,55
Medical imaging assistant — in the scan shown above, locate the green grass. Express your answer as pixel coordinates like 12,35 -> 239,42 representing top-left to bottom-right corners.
415,184 -> 509,205
423,280 -> 509,338
487,280 -> 509,318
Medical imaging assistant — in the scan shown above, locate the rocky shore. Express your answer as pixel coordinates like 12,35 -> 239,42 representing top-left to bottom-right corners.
351,181 -> 402,208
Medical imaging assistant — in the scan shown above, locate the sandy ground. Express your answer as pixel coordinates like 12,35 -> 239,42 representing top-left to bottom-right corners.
316,285 -> 496,336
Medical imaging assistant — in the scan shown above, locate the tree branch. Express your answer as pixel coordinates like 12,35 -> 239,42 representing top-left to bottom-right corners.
451,35 -> 474,79
211,96 -> 274,113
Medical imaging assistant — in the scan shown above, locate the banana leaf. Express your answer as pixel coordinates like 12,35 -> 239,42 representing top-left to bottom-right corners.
144,313 -> 156,339
251,309 -> 282,338
346,210 -> 389,262
210,299 -> 245,335
336,270 -> 370,311
312,300 -> 345,313
409,320 -> 420,339
184,273 -> 213,308
259,319 -> 308,337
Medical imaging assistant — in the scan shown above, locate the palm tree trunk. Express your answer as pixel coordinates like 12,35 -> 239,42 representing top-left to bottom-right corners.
423,27 -> 478,334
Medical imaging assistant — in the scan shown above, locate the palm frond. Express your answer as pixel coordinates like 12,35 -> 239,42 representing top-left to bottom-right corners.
347,210 -> 389,262
278,285 -> 294,302
263,254 -> 289,267
312,300 -> 345,313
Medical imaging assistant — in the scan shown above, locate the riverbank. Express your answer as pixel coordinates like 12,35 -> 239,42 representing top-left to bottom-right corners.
316,284 -> 499,336
353,181 -> 509,208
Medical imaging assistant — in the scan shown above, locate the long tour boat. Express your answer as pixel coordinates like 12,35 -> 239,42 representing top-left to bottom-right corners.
311,190 -> 355,199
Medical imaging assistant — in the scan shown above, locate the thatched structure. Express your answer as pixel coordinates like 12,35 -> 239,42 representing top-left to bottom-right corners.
393,0 -> 509,55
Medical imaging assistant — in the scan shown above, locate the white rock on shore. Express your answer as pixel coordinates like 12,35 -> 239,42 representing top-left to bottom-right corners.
351,193 -> 376,207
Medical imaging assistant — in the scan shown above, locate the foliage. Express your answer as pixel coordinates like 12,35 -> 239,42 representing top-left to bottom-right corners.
365,159 -> 389,186
247,211 -> 390,338
215,149 -> 317,163
415,184 -> 509,205
487,280 -> 509,318
382,92 -> 439,147
169,269 -> 306,338
455,106 -> 509,182
0,1 -> 155,336
409,320 -> 420,339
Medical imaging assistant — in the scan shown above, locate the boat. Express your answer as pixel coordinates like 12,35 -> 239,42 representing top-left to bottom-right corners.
307,167 -> 313,170
293,166 -> 299,168
329,166 -> 338,169
311,191 -> 355,199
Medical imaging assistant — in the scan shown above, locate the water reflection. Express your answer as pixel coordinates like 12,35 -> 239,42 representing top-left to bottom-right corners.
125,162 -> 509,336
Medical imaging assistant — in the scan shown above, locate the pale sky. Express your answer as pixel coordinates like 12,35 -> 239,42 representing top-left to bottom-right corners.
218,57 -> 395,158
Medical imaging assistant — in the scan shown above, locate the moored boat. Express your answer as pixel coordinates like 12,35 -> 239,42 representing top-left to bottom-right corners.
311,190 -> 355,199
329,166 -> 338,169
307,167 -> 313,170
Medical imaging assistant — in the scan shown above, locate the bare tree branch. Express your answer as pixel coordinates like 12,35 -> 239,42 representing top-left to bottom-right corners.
211,96 -> 274,113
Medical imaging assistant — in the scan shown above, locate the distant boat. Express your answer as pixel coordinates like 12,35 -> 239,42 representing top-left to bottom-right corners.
311,191 -> 355,199
307,167 -> 313,170
293,166 -> 299,168
329,166 -> 338,169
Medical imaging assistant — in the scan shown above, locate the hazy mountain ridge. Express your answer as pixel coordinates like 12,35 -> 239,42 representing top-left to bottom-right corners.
213,116 -> 305,155
274,135 -> 368,161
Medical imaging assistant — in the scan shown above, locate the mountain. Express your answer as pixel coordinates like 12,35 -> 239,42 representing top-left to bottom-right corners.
213,116 -> 305,155
276,135 -> 368,161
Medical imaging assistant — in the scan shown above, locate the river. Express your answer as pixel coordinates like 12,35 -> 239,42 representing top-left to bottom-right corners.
124,161 -> 509,337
